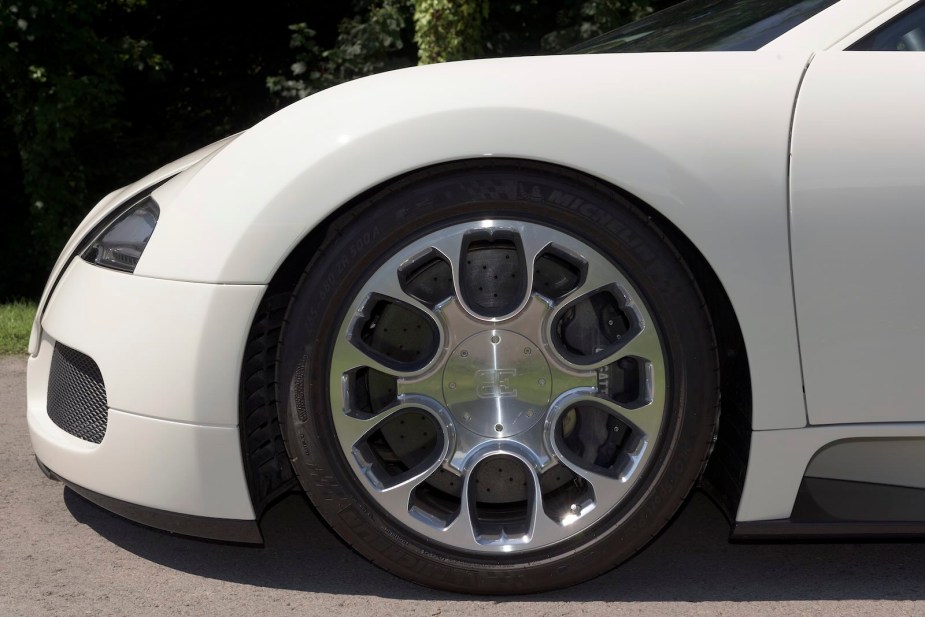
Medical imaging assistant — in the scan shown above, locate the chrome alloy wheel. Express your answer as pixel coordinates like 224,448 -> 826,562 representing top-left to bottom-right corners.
329,219 -> 666,553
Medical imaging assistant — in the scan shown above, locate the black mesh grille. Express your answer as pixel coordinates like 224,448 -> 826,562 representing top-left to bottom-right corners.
48,343 -> 108,444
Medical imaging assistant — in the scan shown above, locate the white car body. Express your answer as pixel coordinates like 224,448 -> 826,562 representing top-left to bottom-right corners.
27,0 -> 925,548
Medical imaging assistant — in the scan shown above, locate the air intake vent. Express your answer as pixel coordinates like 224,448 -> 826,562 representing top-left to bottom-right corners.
47,343 -> 108,444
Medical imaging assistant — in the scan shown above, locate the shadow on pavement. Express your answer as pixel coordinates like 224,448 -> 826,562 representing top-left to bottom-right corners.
65,488 -> 925,601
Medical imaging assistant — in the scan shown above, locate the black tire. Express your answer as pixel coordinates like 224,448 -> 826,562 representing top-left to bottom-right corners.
240,292 -> 297,515
277,160 -> 719,594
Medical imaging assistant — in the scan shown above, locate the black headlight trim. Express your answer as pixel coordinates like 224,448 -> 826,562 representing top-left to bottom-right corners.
81,196 -> 161,273
78,178 -> 170,274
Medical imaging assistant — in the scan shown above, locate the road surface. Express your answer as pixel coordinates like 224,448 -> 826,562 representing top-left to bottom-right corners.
3,355 -> 925,616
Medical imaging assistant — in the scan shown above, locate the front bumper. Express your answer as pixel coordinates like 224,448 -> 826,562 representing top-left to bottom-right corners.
35,457 -> 262,543
28,258 -> 266,530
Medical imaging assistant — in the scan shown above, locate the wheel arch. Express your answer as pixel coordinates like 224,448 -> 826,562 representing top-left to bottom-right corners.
240,157 -> 752,524
144,52 -> 805,448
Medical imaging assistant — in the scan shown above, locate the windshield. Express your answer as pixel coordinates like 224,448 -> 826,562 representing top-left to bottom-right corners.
568,0 -> 840,53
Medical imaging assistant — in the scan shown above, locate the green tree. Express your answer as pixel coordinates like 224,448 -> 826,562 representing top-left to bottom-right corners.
0,0 -> 166,298
0,0 -> 318,300
0,0 -> 672,301
268,0 -> 658,103
414,0 -> 487,64
268,0 -> 415,100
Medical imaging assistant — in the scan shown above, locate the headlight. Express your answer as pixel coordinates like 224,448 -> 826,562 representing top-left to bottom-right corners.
81,197 -> 160,273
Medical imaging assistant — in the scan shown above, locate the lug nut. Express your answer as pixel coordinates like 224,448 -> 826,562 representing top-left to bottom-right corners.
463,412 -> 471,421
494,423 -> 504,432
538,378 -> 546,386
569,504 -> 581,514
490,335 -> 500,344
523,347 -> 532,355
448,382 -> 457,390
526,409 -> 535,418
460,350 -> 469,358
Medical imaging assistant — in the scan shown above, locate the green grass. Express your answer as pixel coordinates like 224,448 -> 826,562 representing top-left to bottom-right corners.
0,301 -> 37,355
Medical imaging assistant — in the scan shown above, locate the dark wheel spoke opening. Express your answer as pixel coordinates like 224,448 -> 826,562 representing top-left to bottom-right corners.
343,366 -> 399,419
555,403 -> 639,479
351,294 -> 440,371
399,248 -> 455,307
469,456 -> 533,543
553,286 -> 639,366
540,465 -> 594,523
353,410 -> 443,490
459,229 -> 527,318
533,246 -> 586,301
410,468 -> 463,528
598,356 -> 651,409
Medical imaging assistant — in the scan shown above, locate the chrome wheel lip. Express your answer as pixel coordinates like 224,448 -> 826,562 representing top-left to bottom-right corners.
327,219 -> 667,554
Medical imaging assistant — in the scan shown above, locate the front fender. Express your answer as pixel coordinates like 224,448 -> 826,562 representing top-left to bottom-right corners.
138,52 -> 810,431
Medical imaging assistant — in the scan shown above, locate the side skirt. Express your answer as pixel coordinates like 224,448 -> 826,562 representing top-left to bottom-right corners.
732,477 -> 925,541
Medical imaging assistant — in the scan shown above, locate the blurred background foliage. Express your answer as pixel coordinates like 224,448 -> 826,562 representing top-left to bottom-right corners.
0,0 -> 680,301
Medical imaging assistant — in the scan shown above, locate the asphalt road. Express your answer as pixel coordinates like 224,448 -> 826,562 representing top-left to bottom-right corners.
3,355 -> 925,616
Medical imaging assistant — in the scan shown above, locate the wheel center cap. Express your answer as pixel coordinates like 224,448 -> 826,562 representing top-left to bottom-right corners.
442,330 -> 552,438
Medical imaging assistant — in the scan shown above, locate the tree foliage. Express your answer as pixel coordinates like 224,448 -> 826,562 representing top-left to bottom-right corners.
0,0 -> 166,297
0,0 -> 319,300
267,0 -> 658,102
414,0 -> 487,64
268,0 -> 414,100
1,0 -> 676,300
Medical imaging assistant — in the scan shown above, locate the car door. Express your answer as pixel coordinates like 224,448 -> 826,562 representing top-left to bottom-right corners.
791,1 -> 925,425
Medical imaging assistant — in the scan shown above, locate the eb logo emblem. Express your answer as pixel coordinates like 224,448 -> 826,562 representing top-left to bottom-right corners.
475,369 -> 518,398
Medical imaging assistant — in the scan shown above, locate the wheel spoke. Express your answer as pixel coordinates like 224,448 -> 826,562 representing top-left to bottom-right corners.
442,471 -> 478,546
372,457 -> 445,515
545,251 -> 664,371
333,401 -> 415,451
581,324 -> 661,371
595,396 -> 662,442
424,232 -> 467,299
331,338 -> 427,380
338,250 -> 445,376
608,325 -> 660,362
518,230 -> 554,298
554,445 -> 632,505
553,256 -> 624,310
362,261 -> 440,317
526,465 -> 562,544
518,228 -> 554,264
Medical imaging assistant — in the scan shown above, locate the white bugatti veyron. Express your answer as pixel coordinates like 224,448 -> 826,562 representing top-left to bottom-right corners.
26,0 -> 925,594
